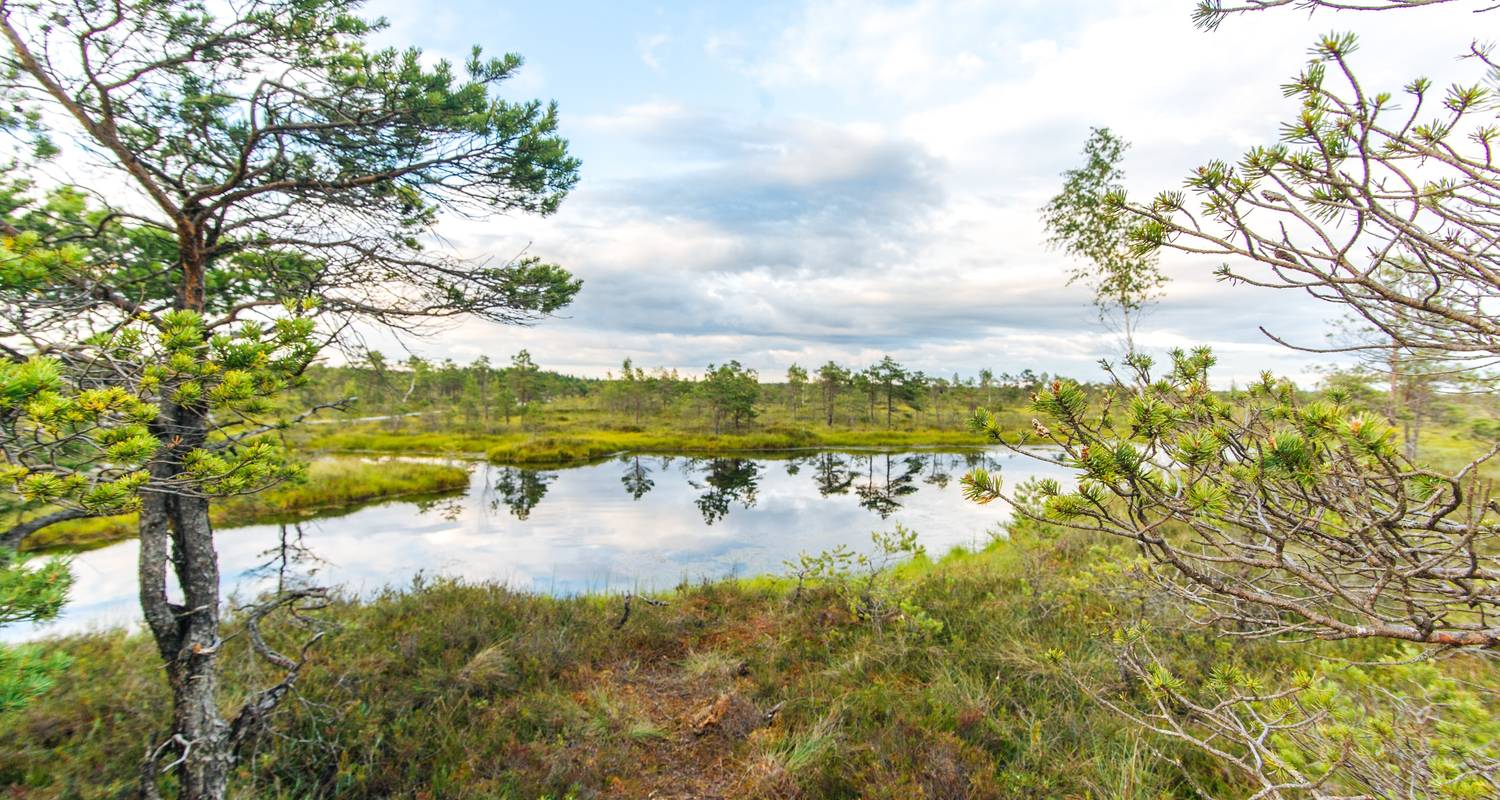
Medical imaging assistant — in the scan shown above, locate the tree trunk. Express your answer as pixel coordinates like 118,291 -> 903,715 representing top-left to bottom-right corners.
1386,350 -> 1401,428
140,400 -> 231,800
138,240 -> 232,800
1407,391 -> 1424,461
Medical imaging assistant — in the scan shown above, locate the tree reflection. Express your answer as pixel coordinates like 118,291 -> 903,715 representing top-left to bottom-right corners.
620,455 -> 655,500
922,453 -> 953,488
811,452 -> 853,496
491,467 -> 555,520
960,450 -> 999,470
855,453 -> 922,518
248,523 -> 324,591
414,495 -> 465,521
688,458 -> 761,525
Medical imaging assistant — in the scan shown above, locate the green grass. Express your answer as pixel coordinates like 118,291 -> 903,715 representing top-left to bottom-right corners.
1417,424 -> 1500,478
20,459 -> 470,551
0,519 -> 1424,799
481,427 -> 1005,465
299,407 -> 1031,465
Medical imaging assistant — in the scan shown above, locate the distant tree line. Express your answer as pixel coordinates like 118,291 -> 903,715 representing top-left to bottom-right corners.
293,352 -> 1071,433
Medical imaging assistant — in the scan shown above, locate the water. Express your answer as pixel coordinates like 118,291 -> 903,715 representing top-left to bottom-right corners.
9,447 -> 1072,641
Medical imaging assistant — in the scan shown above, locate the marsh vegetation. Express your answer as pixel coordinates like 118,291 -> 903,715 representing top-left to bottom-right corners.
1,0 -> 1498,798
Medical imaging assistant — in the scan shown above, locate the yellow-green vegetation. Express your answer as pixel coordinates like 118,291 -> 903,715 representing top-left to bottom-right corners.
311,424 -> 1003,465
484,427 -> 1013,465
1417,423 -> 1500,479
285,354 -> 1040,463
300,404 -> 1032,465
18,459 -> 469,551
6,516 -> 1490,798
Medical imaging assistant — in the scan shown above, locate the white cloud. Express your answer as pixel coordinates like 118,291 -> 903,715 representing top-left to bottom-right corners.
639,32 -> 670,72
749,0 -> 1012,99
361,0 -> 1484,386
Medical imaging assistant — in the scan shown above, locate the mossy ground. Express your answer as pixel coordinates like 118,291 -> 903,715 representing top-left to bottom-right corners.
16,459 -> 470,551
298,403 -> 1030,466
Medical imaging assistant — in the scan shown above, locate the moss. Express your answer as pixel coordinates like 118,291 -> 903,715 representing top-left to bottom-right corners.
305,425 -> 1006,466
296,401 -> 1033,465
22,459 -> 469,551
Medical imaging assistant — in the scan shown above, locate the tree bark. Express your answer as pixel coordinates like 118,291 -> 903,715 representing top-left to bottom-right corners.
139,397 -> 231,800
0,507 -> 92,550
140,236 -> 232,799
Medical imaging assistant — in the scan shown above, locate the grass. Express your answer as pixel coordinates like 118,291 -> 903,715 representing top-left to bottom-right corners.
2,517 -> 1442,799
298,403 -> 1033,466
297,389 -> 1493,470
481,427 -> 1005,465
1417,423 -> 1500,479
18,459 -> 470,551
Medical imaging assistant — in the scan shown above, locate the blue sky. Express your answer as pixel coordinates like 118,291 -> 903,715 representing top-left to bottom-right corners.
354,0 -> 1483,384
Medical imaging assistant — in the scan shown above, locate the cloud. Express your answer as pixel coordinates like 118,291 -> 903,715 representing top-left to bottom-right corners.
353,0 -> 1485,388
747,0 -> 1009,100
566,107 -> 946,276
638,32 -> 669,72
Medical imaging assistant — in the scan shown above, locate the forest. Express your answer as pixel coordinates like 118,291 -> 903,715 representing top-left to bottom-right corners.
1,0 -> 1498,799
290,353 -> 1051,433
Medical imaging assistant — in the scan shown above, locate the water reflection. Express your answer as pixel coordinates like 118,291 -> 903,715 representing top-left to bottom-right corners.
489,467 -> 556,520
245,523 -> 325,592
620,456 -> 655,500
810,453 -> 853,497
10,448 -> 1068,641
923,454 -> 953,488
484,451 -> 1006,524
857,454 -> 923,517
687,458 -> 762,524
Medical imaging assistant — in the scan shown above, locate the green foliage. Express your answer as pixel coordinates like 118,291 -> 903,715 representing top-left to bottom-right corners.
472,427 -> 988,466
1,0 -> 592,789
969,345 -> 1500,794
1041,128 -> 1167,350
23,459 -> 469,550
0,642 -> 69,714
786,524 -> 941,636
1116,638 -> 1500,799
507,350 -> 542,410
815,360 -> 851,426
1,308 -> 319,518
784,363 -> 809,417
699,361 -> 761,434
959,465 -> 1003,505
968,345 -> 1500,648
0,549 -> 72,712
0,549 -> 67,627
1120,27 -> 1499,362
287,351 -> 1039,449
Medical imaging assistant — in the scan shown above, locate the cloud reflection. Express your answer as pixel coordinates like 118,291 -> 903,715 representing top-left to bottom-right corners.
10,448 -> 1074,641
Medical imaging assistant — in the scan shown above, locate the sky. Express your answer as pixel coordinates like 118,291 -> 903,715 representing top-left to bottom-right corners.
347,1 -> 1484,382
